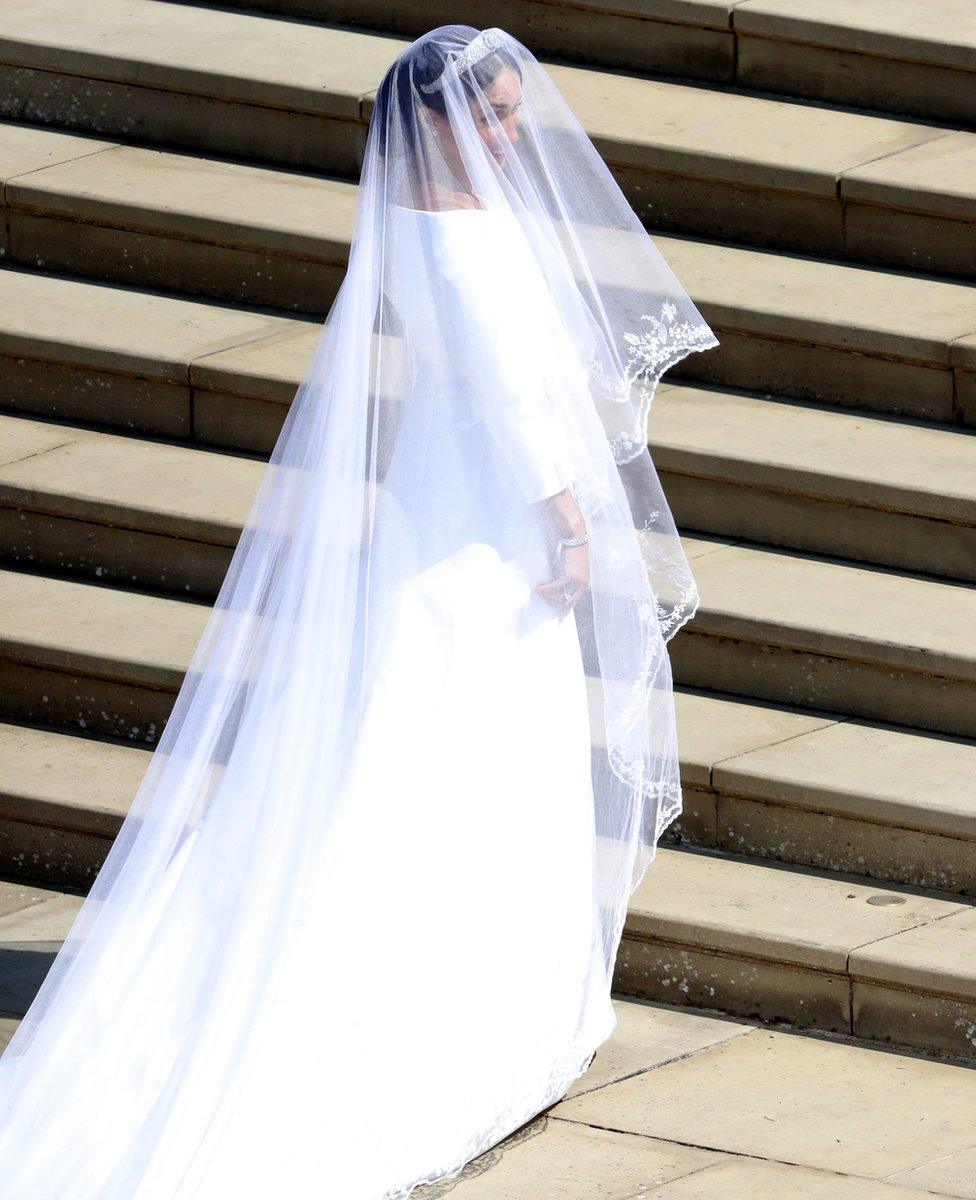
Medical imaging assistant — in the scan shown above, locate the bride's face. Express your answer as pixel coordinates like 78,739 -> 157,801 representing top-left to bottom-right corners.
471,67 -> 523,166
426,66 -> 523,175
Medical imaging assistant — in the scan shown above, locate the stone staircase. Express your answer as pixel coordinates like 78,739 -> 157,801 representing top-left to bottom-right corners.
1,1 -> 975,1192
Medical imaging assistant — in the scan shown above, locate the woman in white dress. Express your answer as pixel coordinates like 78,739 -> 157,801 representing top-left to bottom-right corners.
0,24 -> 718,1199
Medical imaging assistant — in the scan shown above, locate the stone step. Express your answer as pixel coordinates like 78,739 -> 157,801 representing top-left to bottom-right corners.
3,371 -> 975,597
0,562 -> 972,891
673,690 -> 976,899
3,902 -> 975,1199
551,1001 -> 976,1198
5,0 -> 965,172
2,208 -> 975,435
676,535 -> 976,739
2,986 -> 975,1200
0,533 -> 972,754
1,403 -> 974,736
0,568 -> 206,745
0,6 -> 974,275
0,413 -> 264,595
0,873 -> 85,1027
2,684 -> 974,899
617,846 -> 976,1061
732,0 -> 976,128
651,384 -> 976,582
0,722 -> 144,889
0,264 -> 308,440
231,0 -> 976,128
2,841 -> 974,1061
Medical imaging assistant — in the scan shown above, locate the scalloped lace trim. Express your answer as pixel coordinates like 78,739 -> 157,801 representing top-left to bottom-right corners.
597,299 -> 719,466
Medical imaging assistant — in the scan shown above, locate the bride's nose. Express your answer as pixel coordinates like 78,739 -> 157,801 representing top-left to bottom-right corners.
497,118 -> 520,148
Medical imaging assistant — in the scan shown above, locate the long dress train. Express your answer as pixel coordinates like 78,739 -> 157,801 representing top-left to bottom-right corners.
183,200 -> 618,1197
0,22 -> 719,1200
0,200 -> 617,1200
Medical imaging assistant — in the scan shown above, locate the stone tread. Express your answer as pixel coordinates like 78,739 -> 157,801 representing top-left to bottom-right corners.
0,5 -> 972,222
2,691 -> 973,853
1,146 -> 975,421
681,534 -> 976,683
650,384 -> 976,526
313,0 -> 976,73
0,412 -> 264,544
731,0 -> 976,71
674,689 -> 976,845
627,846 -> 975,989
1,960 -> 974,1196
0,568 -> 206,692
1,512 -> 975,695
0,721 -> 145,837
2,259 -> 970,425
2,383 -> 975,543
0,261 -> 303,384
0,556 -> 973,859
1,837 -> 974,1055
2,132 -> 972,357
552,1002 -> 976,1197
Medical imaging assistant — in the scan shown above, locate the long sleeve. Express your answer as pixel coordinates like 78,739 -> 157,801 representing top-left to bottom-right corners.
442,227 -> 582,506
481,358 -> 577,505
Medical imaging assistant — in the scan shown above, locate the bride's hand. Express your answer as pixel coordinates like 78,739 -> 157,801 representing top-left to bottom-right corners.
534,541 -> 589,609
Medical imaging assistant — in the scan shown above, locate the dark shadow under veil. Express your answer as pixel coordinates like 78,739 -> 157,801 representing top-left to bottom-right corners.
0,23 -> 718,1200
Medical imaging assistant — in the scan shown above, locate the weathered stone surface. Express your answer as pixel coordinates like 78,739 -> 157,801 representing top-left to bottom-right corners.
0,568 -> 204,691
642,1155 -> 960,1198
626,848 -> 964,969
553,1027 -> 976,1177
415,1117 -> 722,1199
736,0 -> 976,123
563,998 -> 751,1099
673,537 -> 976,735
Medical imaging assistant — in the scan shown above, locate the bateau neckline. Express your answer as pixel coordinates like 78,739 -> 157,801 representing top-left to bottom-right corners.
394,203 -> 494,215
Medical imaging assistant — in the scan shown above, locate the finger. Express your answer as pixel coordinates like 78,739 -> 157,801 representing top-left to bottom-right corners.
533,581 -> 573,607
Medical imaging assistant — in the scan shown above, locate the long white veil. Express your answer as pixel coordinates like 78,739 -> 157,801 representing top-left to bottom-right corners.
0,23 -> 718,1199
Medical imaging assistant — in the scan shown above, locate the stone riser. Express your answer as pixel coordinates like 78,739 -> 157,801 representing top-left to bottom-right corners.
671,787 -> 976,901
661,470 -> 976,585
1,72 -> 969,279
1,248 -> 970,432
613,164 -> 974,282
672,633 -> 976,740
614,932 -> 976,1062
216,0 -> 976,126
3,447 -> 972,602
738,34 -> 975,129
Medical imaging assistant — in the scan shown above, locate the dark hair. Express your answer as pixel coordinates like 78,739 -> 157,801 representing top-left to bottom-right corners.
371,29 -> 522,158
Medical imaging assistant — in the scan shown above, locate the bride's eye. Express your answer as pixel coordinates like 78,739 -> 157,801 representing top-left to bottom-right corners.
486,97 -> 523,124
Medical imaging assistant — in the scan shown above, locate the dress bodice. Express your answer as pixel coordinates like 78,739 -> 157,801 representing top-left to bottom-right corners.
383,203 -> 583,506
385,204 -> 531,393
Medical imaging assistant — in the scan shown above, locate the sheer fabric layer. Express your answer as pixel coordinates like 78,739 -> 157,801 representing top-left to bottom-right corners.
0,22 -> 719,1200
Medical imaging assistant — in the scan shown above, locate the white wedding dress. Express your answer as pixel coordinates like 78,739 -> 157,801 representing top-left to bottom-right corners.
0,24 -> 717,1200
120,203 -> 615,1198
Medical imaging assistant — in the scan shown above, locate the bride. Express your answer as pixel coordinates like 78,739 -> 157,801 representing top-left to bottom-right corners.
0,24 -> 718,1199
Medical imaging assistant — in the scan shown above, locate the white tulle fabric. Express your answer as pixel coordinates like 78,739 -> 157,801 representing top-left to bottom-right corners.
0,23 -> 719,1199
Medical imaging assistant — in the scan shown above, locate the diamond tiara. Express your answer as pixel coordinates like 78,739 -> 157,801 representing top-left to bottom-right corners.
419,28 -> 507,95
